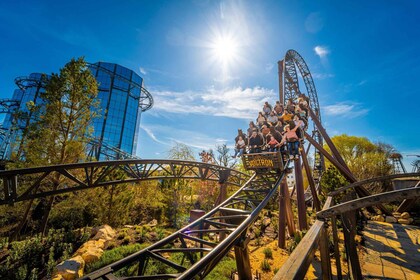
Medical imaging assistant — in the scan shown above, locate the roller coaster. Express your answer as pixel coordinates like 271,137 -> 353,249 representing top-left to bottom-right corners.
1,50 -> 419,279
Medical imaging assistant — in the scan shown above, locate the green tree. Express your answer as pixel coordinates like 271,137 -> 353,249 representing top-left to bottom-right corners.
8,57 -> 99,238
209,143 -> 237,168
324,134 -> 393,193
164,144 -> 196,227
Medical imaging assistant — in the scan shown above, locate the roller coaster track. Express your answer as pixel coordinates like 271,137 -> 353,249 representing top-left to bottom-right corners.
81,166 -> 289,279
0,160 -> 250,206
0,159 -> 288,279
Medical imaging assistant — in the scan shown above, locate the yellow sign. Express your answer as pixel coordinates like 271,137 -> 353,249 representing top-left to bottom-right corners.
247,157 -> 274,168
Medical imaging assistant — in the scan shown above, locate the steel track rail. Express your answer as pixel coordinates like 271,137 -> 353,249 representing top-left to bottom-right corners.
81,164 -> 289,279
0,160 -> 250,205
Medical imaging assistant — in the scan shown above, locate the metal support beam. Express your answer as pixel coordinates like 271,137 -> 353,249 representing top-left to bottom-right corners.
319,223 -> 332,280
342,210 -> 362,280
278,178 -> 287,248
294,157 -> 307,230
278,60 -> 284,104
234,240 -> 252,280
308,107 -> 352,174
301,148 -> 321,211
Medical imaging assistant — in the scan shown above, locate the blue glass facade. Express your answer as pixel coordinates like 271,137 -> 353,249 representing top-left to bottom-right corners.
0,62 -> 153,161
88,62 -> 148,159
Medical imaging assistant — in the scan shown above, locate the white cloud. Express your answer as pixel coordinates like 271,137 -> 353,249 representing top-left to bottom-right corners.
149,86 -> 276,120
311,72 -> 334,80
139,67 -> 147,75
314,46 -> 330,58
265,63 -> 274,73
142,126 -> 169,146
323,103 -> 369,118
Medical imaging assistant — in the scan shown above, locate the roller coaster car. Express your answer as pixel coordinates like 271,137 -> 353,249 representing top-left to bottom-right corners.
242,152 -> 284,173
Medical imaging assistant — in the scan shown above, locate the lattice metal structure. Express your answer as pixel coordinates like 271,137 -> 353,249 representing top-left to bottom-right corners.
80,169 -> 287,279
0,159 -> 250,206
279,49 -> 325,181
389,153 -> 407,174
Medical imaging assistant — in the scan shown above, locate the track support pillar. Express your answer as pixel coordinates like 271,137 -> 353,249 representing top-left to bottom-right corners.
234,238 -> 252,280
294,156 -> 307,230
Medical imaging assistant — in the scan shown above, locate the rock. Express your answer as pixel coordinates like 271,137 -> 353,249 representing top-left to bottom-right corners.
401,212 -> 411,219
75,240 -> 105,264
147,219 -> 158,227
372,215 -> 385,222
263,217 -> 271,227
56,255 -> 85,280
52,275 -> 65,280
385,216 -> 398,223
392,212 -> 401,218
81,246 -> 104,264
398,218 -> 414,225
92,225 -> 116,241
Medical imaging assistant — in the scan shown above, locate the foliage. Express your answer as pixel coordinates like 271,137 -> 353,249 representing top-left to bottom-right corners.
209,144 -> 237,168
167,143 -> 196,161
325,134 -> 393,193
0,228 -> 89,280
4,57 -> 99,238
320,166 -> 348,203
260,259 -> 271,272
263,247 -> 273,259
85,243 -> 150,273
205,256 -> 236,280
9,57 -> 99,167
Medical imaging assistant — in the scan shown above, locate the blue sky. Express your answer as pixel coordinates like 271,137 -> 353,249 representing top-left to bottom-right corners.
0,0 -> 419,170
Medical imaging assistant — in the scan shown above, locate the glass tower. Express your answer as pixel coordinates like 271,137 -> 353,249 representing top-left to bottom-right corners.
87,62 -> 153,160
0,62 -> 153,161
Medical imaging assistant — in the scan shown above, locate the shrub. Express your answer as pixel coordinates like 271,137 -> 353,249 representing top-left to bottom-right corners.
263,248 -> 273,259
206,257 -> 236,280
0,228 -> 88,280
86,243 -> 150,273
260,259 -> 271,272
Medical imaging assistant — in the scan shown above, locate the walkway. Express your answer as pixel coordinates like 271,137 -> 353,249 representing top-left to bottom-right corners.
360,221 -> 420,279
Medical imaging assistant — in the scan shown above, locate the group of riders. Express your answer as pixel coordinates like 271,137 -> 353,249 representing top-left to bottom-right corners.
233,94 -> 310,160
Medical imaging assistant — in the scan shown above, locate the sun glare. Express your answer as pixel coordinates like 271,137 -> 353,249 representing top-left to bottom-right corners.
209,33 -> 240,67
212,36 -> 238,64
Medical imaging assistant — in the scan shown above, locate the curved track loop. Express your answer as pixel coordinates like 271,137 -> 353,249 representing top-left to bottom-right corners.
283,49 -> 325,181
0,159 -> 250,205
81,166 -> 289,279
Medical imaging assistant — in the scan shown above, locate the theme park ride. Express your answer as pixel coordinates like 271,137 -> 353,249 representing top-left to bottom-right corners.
1,50 -> 419,279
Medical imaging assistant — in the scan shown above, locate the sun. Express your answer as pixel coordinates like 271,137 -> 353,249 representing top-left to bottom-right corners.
210,34 -> 239,66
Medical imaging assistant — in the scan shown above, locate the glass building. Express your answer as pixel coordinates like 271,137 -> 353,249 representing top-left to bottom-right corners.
0,62 -> 153,161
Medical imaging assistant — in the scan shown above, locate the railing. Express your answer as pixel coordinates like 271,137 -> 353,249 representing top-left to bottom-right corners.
274,172 -> 420,280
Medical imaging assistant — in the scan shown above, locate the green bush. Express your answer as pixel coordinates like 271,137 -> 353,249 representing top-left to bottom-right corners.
86,243 -> 150,273
260,259 -> 271,272
263,247 -> 273,259
206,257 -> 236,280
0,228 -> 88,280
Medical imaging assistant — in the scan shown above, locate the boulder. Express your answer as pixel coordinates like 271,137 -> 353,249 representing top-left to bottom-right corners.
392,212 -> 401,218
56,255 -> 85,280
401,212 -> 411,219
92,225 -> 116,241
385,216 -> 398,223
372,215 -> 385,222
398,218 -> 414,225
147,219 -> 158,227
81,246 -> 104,264
263,217 -> 271,227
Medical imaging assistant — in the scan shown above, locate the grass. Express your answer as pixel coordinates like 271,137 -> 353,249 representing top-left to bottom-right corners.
205,256 -> 236,280
260,259 -> 271,272
263,247 -> 273,259
85,243 -> 150,273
